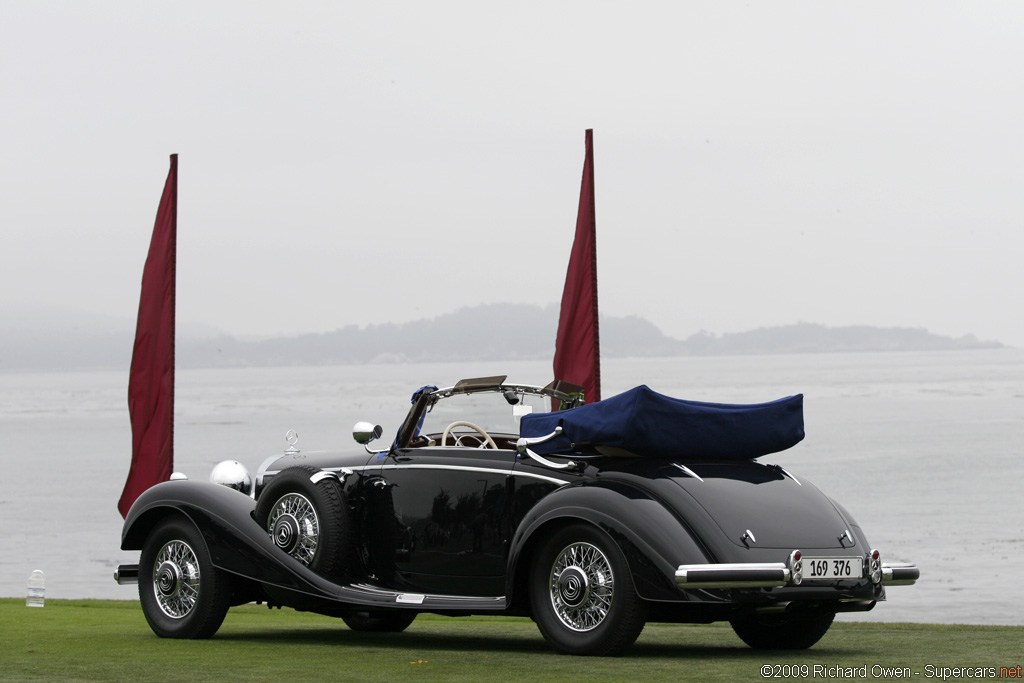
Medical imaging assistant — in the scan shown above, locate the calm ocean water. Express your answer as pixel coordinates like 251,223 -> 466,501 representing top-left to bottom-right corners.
2,349 -> 1021,625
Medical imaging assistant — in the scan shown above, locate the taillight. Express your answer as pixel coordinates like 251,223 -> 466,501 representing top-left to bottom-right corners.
867,549 -> 882,584
788,550 -> 803,585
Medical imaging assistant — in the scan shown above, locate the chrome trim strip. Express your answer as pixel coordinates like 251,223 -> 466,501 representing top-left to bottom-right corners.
264,463 -> 571,487
381,463 -> 512,476
512,468 -> 573,485
379,463 -> 571,486
310,467 -> 353,485
672,463 -> 704,482
309,470 -> 338,484
771,464 -> 802,486
349,583 -> 506,605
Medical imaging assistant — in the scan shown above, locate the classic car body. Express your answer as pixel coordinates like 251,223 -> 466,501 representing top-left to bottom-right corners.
116,376 -> 918,655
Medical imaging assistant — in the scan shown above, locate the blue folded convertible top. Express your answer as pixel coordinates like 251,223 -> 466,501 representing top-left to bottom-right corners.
519,385 -> 804,460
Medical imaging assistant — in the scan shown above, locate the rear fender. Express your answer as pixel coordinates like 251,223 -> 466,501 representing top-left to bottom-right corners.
508,481 -> 707,603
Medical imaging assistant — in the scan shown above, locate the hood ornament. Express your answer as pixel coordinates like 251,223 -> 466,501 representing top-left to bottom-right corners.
284,430 -> 300,455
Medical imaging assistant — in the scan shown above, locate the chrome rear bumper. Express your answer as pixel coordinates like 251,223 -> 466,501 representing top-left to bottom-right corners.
675,554 -> 919,590
675,562 -> 791,589
114,564 -> 139,585
881,562 -> 920,586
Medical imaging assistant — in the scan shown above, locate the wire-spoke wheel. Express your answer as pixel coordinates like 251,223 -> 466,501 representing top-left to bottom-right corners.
266,492 -> 320,567
548,541 -> 614,632
255,465 -> 353,579
139,516 -> 231,639
530,524 -> 647,656
152,539 -> 201,618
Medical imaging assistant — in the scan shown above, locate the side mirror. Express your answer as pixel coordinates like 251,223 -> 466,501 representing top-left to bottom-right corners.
353,421 -> 383,445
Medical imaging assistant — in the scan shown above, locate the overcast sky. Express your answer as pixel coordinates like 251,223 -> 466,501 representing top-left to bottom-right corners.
3,2 -> 1022,347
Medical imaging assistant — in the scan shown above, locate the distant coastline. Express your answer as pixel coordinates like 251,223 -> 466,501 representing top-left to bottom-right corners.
0,303 -> 1005,372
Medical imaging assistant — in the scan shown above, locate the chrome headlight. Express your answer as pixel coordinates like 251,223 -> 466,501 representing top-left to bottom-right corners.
210,460 -> 252,495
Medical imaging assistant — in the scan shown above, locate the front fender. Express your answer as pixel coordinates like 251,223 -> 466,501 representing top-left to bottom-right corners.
120,480 -> 346,599
507,480 -> 708,602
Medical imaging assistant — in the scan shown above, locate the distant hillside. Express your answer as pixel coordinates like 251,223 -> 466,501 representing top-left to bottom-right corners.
676,323 -> 1001,356
0,303 -> 1004,371
178,306 -> 1002,368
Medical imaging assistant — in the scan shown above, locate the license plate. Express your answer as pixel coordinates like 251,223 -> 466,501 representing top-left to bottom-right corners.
803,557 -> 861,580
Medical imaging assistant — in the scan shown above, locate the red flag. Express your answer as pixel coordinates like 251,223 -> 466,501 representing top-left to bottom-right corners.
553,130 -> 600,407
118,154 -> 177,518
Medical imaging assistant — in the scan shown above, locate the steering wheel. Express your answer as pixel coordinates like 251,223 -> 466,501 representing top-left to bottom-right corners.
441,421 -> 498,449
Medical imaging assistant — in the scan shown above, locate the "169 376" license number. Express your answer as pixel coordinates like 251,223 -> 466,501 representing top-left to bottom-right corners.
803,557 -> 861,580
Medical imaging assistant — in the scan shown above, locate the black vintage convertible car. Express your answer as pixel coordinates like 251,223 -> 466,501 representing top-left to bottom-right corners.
115,376 -> 918,655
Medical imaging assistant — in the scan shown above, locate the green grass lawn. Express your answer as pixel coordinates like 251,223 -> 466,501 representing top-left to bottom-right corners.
3,599 -> 1020,682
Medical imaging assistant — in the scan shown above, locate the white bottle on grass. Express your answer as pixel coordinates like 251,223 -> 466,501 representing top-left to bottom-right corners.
26,570 -> 45,607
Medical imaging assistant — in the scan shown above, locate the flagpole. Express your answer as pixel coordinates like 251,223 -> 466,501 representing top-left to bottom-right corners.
553,130 -> 600,408
119,154 -> 177,518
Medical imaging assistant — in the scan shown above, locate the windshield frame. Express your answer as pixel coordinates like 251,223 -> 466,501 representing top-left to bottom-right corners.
392,376 -> 585,450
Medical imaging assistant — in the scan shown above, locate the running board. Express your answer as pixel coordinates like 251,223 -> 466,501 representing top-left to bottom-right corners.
114,561 -> 506,611
343,583 -> 507,611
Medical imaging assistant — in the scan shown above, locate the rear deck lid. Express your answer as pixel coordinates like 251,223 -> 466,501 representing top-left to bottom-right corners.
665,461 -> 852,550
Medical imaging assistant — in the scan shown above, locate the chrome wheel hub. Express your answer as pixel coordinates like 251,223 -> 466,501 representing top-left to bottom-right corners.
266,493 -> 319,566
556,566 -> 590,608
152,540 -> 200,619
272,514 -> 301,553
548,541 -> 614,632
